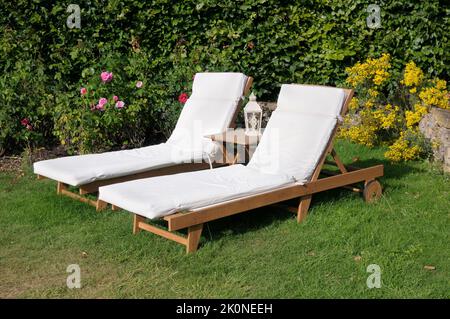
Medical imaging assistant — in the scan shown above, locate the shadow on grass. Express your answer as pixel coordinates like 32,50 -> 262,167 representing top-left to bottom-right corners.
349,158 -> 423,180
194,158 -> 422,246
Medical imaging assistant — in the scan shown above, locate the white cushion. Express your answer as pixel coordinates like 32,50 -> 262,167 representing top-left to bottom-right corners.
167,98 -> 237,153
34,72 -> 248,186
98,164 -> 294,219
248,110 -> 337,183
277,84 -> 346,117
191,72 -> 248,101
33,143 -> 198,186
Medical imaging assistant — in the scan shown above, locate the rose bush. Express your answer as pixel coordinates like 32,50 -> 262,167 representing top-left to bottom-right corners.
52,51 -> 194,153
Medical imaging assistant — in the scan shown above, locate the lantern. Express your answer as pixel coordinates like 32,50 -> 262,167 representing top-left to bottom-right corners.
244,92 -> 262,136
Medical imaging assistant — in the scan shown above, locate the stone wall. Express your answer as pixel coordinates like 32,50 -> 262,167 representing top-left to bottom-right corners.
419,108 -> 450,173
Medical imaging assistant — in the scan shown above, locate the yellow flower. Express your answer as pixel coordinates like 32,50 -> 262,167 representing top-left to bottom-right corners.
349,97 -> 359,110
345,53 -> 390,87
373,69 -> 389,85
340,124 -> 377,147
368,88 -> 379,97
402,61 -> 423,88
385,132 -> 422,162
405,104 -> 428,128
435,79 -> 447,90
419,80 -> 449,109
373,104 -> 399,129
365,99 -> 374,108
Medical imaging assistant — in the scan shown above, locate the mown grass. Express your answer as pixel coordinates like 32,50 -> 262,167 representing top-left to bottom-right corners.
0,140 -> 449,298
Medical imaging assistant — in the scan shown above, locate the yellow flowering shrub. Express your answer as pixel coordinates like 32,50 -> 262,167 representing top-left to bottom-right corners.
373,104 -> 400,130
401,61 -> 424,89
341,54 -> 450,162
405,104 -> 428,128
419,80 -> 449,109
340,110 -> 378,147
345,53 -> 390,88
385,131 -> 422,162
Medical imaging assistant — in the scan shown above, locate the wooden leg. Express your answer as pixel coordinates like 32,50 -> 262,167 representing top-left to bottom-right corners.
297,195 -> 312,223
111,205 -> 120,211
96,199 -> 107,212
79,187 -> 90,195
186,224 -> 203,253
57,182 -> 67,195
133,214 -> 145,234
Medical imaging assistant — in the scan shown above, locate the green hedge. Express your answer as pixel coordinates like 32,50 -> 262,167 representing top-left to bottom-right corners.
1,0 -> 449,153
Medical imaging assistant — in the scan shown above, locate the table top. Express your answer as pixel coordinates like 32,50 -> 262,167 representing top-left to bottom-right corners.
206,128 -> 263,145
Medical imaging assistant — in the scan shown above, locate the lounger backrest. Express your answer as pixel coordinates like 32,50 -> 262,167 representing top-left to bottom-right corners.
248,85 -> 346,183
167,73 -> 248,152
276,84 -> 346,117
191,72 -> 248,101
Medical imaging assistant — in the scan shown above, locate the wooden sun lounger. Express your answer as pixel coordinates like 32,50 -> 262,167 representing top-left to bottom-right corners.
100,87 -> 384,253
36,77 -> 254,211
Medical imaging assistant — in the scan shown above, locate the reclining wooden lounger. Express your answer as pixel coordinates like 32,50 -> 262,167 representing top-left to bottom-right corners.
33,73 -> 253,210
97,84 -> 384,253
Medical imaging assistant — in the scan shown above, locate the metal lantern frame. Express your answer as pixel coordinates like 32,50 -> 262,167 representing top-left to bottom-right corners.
244,92 -> 262,136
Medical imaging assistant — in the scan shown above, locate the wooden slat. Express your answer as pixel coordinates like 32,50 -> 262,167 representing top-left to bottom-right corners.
165,165 -> 383,231
330,149 -> 347,173
165,185 -> 306,231
321,169 -> 362,192
243,76 -> 254,96
137,221 -> 188,246
60,188 -> 98,207
304,165 -> 383,194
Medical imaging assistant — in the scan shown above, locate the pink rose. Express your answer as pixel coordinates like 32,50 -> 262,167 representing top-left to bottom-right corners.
100,71 -> 113,83
136,81 -> 143,88
178,93 -> 188,104
98,97 -> 108,106
80,87 -> 87,95
113,95 -> 119,102
115,101 -> 125,109
96,104 -> 104,111
26,124 -> 33,131
21,118 -> 30,126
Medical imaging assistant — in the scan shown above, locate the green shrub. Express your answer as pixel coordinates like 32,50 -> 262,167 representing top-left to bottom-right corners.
1,0 -> 449,153
53,52 -> 194,153
0,58 -> 54,154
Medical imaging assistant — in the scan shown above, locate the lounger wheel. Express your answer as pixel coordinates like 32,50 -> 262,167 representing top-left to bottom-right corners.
363,180 -> 382,203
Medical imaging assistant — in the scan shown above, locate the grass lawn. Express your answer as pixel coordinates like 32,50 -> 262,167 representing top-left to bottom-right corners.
0,140 -> 448,298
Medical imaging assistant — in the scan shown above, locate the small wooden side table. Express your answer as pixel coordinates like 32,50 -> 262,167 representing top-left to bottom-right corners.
206,128 -> 263,164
